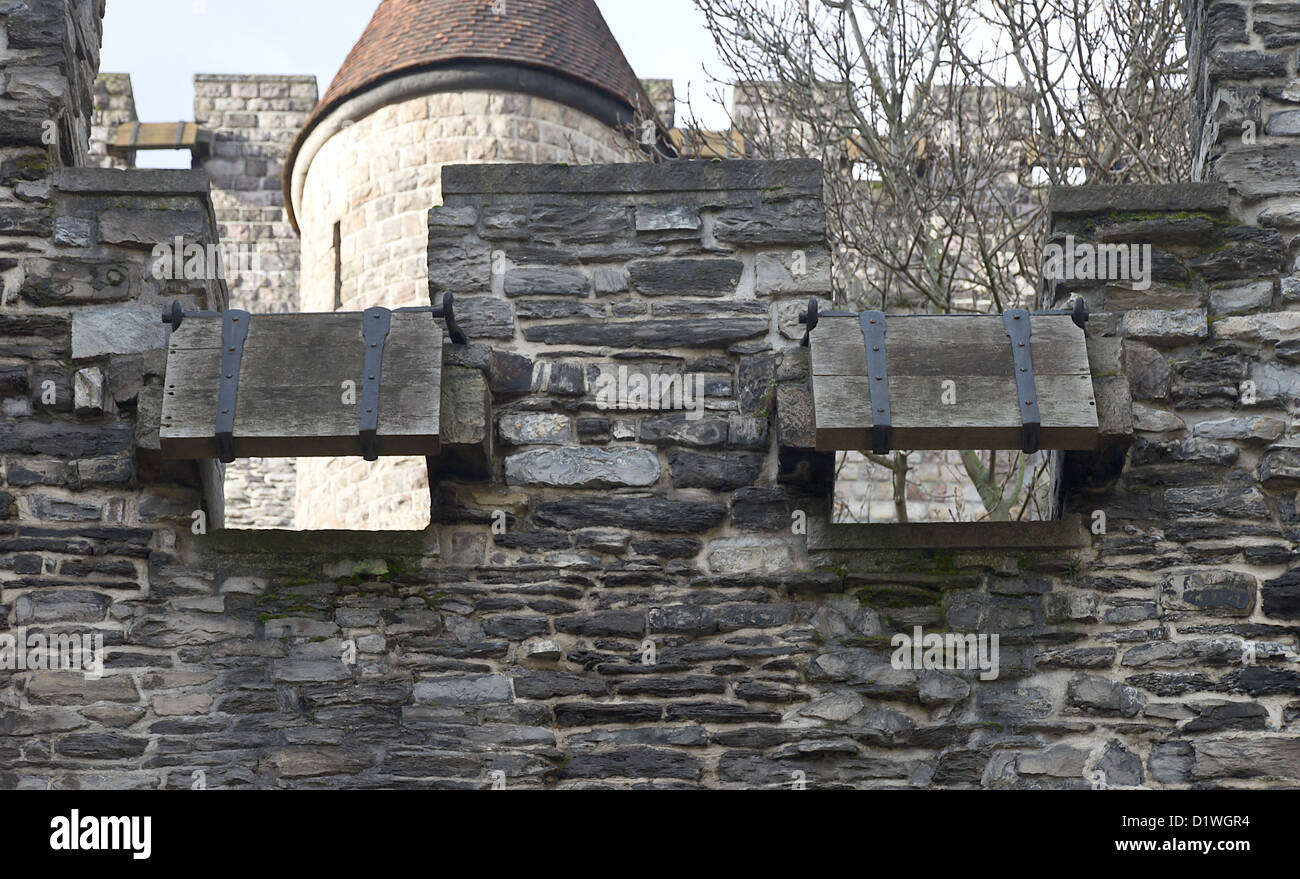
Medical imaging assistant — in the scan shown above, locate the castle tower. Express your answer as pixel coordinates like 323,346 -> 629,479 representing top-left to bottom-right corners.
284,0 -> 659,530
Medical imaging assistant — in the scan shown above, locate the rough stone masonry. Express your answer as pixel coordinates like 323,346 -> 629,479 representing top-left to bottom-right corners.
3,0 -> 1300,788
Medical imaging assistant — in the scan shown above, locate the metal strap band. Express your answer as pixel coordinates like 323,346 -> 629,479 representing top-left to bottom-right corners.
127,121 -> 141,148
360,306 -> 392,461
215,309 -> 250,463
858,310 -> 892,454
174,121 -> 186,147
1003,308 -> 1041,454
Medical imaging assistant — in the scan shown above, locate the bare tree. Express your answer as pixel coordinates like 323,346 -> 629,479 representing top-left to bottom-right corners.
690,0 -> 1188,521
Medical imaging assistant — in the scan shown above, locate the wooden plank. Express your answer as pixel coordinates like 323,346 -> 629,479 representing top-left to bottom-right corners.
812,373 -> 1097,451
111,122 -> 205,150
160,311 -> 441,459
811,314 -> 1091,378
808,310 -> 1098,451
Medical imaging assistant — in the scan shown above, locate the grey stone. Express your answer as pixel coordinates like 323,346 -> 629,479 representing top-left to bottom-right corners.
1147,741 -> 1194,784
1183,700 -> 1268,732
668,449 -> 762,490
15,589 -> 110,624
1124,341 -> 1170,399
427,244 -> 491,295
639,414 -> 727,448
1249,361 -> 1300,403
1190,227 -> 1284,282
513,299 -> 604,319
98,208 -> 207,247
1216,145 -> 1300,201
1165,484 -> 1268,518
1067,674 -> 1146,717
706,537 -> 796,575
1193,415 -> 1285,442
628,258 -> 743,296
72,305 -> 165,358
806,649 -> 918,698
1096,741 -> 1143,787
534,496 -> 726,533
1260,204 -> 1300,228
413,674 -> 512,706
727,413 -> 770,450
489,350 -> 532,396
105,356 -> 143,405
57,733 -> 149,760
1193,737 -> 1300,780
497,412 -> 571,445
0,707 -> 87,736
524,317 -> 768,348
799,691 -> 865,722
504,447 -> 660,488
1131,404 -> 1184,432
1262,568 -> 1300,618
1254,5 -> 1300,49
558,747 -> 701,782
1260,442 -> 1300,487
1210,280 -> 1273,314
528,202 -> 630,245
1018,745 -> 1089,777
73,366 -> 104,415
1218,666 -> 1300,696
524,639 -> 563,661
975,686 -> 1054,719
53,216 -> 92,247
503,266 -> 590,297
630,537 -> 701,559
1266,109 -> 1300,136
1120,638 -> 1242,668
713,202 -> 825,246
454,296 -> 515,339
23,673 -> 139,705
917,671 -> 971,705
1123,309 -> 1207,345
271,659 -> 351,683
1162,568 -> 1256,616
593,268 -> 628,295
27,494 -> 102,521
265,747 -> 373,779
554,610 -> 645,637
730,486 -> 792,531
635,204 -> 701,232
754,249 -> 832,295
553,703 -> 663,727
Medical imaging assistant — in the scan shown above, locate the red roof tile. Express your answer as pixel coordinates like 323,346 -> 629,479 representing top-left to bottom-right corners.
318,0 -> 652,121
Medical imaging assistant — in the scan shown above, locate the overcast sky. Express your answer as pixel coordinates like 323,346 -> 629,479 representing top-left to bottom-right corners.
100,0 -> 734,166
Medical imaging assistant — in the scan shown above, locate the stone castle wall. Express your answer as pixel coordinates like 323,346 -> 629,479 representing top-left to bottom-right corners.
6,152 -> 1300,789
292,88 -> 646,532
6,0 -> 1300,790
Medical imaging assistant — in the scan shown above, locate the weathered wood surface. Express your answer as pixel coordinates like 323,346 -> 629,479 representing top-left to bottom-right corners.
110,122 -> 209,154
810,313 -> 1098,451
160,311 -> 441,459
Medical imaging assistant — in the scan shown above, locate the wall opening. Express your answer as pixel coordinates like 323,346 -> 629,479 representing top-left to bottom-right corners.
833,449 -> 1052,523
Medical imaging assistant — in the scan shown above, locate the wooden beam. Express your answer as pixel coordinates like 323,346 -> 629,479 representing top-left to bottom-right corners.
109,122 -> 212,158
809,312 -> 1098,451
160,311 -> 441,460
